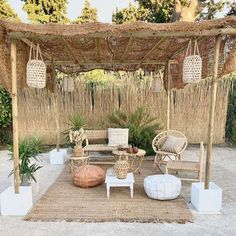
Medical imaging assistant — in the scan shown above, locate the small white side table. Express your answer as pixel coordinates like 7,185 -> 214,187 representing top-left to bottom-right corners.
105,168 -> 135,199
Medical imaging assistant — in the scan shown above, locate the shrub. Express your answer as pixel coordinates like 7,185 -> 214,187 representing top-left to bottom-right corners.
107,107 -> 161,155
0,87 -> 12,128
9,136 -> 45,184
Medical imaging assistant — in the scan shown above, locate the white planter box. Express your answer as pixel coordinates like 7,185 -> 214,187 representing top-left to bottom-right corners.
191,182 -> 222,212
0,186 -> 33,216
49,148 -> 67,164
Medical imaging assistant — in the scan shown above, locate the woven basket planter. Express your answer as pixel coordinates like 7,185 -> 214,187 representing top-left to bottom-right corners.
114,156 -> 129,179
183,40 -> 202,84
27,44 -> 46,89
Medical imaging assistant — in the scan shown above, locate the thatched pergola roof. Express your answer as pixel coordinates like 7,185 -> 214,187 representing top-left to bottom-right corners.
0,17 -> 236,91
1,17 -> 236,193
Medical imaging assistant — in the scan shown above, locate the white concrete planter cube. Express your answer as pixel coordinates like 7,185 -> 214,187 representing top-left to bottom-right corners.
49,148 -> 67,164
191,182 -> 222,212
0,186 -> 33,216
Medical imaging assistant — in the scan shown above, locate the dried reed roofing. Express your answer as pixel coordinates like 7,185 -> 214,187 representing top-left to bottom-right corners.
0,17 -> 236,90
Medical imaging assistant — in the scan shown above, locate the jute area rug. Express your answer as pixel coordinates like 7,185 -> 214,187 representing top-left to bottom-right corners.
25,161 -> 193,223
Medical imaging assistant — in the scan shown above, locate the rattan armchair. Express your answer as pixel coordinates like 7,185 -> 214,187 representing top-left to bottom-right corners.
152,130 -> 188,172
165,142 -> 204,182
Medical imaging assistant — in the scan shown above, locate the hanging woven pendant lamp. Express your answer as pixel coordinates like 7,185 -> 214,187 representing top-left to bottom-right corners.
27,44 -> 46,88
152,71 -> 164,92
183,40 -> 202,83
63,75 -> 75,92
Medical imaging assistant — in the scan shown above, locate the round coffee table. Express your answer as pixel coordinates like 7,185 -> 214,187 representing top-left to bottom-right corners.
112,149 -> 146,173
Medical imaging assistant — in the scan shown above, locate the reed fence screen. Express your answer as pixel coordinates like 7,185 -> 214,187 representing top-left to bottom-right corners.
18,79 -> 230,145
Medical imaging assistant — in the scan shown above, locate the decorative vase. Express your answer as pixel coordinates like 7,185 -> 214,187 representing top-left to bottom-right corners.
114,156 -> 129,179
74,145 -> 84,157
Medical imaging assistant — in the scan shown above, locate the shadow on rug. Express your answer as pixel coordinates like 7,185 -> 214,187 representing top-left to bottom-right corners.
25,161 -> 193,223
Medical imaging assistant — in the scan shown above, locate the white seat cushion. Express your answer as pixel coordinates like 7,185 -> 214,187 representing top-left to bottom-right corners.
144,174 -> 181,200
108,128 -> 129,146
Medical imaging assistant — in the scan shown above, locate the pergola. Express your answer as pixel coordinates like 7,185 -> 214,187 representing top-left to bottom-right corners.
0,17 -> 236,194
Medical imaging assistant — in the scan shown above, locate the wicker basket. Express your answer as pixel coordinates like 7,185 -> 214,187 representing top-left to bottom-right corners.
114,156 -> 129,179
27,44 -> 46,89
183,40 -> 202,84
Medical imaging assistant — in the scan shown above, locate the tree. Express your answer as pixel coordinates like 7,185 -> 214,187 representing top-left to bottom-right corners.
112,0 -> 230,24
227,2 -> 236,16
21,0 -> 68,24
112,4 -> 149,24
0,0 -> 19,20
198,0 -> 226,19
75,0 -> 98,24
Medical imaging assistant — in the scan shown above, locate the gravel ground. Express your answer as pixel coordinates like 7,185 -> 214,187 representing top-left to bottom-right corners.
0,146 -> 236,236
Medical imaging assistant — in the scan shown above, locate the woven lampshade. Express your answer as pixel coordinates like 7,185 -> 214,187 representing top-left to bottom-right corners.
183,40 -> 202,84
27,44 -> 46,89
63,76 -> 74,92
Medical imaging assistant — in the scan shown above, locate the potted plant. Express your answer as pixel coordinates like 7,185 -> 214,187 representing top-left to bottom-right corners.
50,112 -> 86,164
8,137 -> 43,186
0,137 -> 44,216
69,128 -> 86,156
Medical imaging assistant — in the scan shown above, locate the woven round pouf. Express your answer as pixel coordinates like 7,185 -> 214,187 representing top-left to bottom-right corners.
73,165 -> 105,188
144,174 -> 181,200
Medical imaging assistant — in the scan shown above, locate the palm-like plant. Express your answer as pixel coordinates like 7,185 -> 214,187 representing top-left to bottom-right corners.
9,137 -> 44,185
107,107 -> 161,155
63,112 -> 86,144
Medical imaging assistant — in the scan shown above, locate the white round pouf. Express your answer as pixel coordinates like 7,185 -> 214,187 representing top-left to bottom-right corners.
144,174 -> 181,200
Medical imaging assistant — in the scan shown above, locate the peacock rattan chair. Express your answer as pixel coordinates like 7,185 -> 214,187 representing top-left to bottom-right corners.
152,130 -> 188,172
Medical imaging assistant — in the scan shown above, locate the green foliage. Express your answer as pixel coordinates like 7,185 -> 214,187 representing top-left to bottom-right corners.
75,0 -> 98,24
21,0 -> 69,23
0,87 -> 12,128
0,0 -> 19,20
9,136 -> 44,184
63,112 -> 86,143
112,4 -> 149,24
112,0 -> 231,24
67,112 -> 86,131
107,107 -> 161,155
227,2 -> 236,16
198,0 -> 227,20
226,77 -> 236,144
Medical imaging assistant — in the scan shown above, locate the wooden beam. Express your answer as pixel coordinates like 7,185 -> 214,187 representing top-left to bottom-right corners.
121,37 -> 133,61
7,28 -> 236,40
21,38 -> 51,60
139,37 -> 166,66
205,35 -> 221,189
166,60 -> 171,130
45,59 -> 178,66
95,38 -> 101,62
11,41 -> 20,194
51,60 -> 60,152
62,37 -> 80,63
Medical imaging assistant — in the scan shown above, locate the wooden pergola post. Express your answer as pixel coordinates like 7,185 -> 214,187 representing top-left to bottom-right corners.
51,60 -> 60,152
205,35 -> 221,189
11,41 -> 20,194
166,60 -> 171,130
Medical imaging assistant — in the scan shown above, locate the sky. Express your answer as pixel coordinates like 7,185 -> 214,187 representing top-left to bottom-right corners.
8,0 -> 137,23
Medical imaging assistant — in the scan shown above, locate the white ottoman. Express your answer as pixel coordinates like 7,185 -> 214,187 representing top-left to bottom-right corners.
144,174 -> 181,200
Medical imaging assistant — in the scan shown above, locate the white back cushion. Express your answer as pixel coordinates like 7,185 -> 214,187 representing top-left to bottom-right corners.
108,128 -> 129,146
